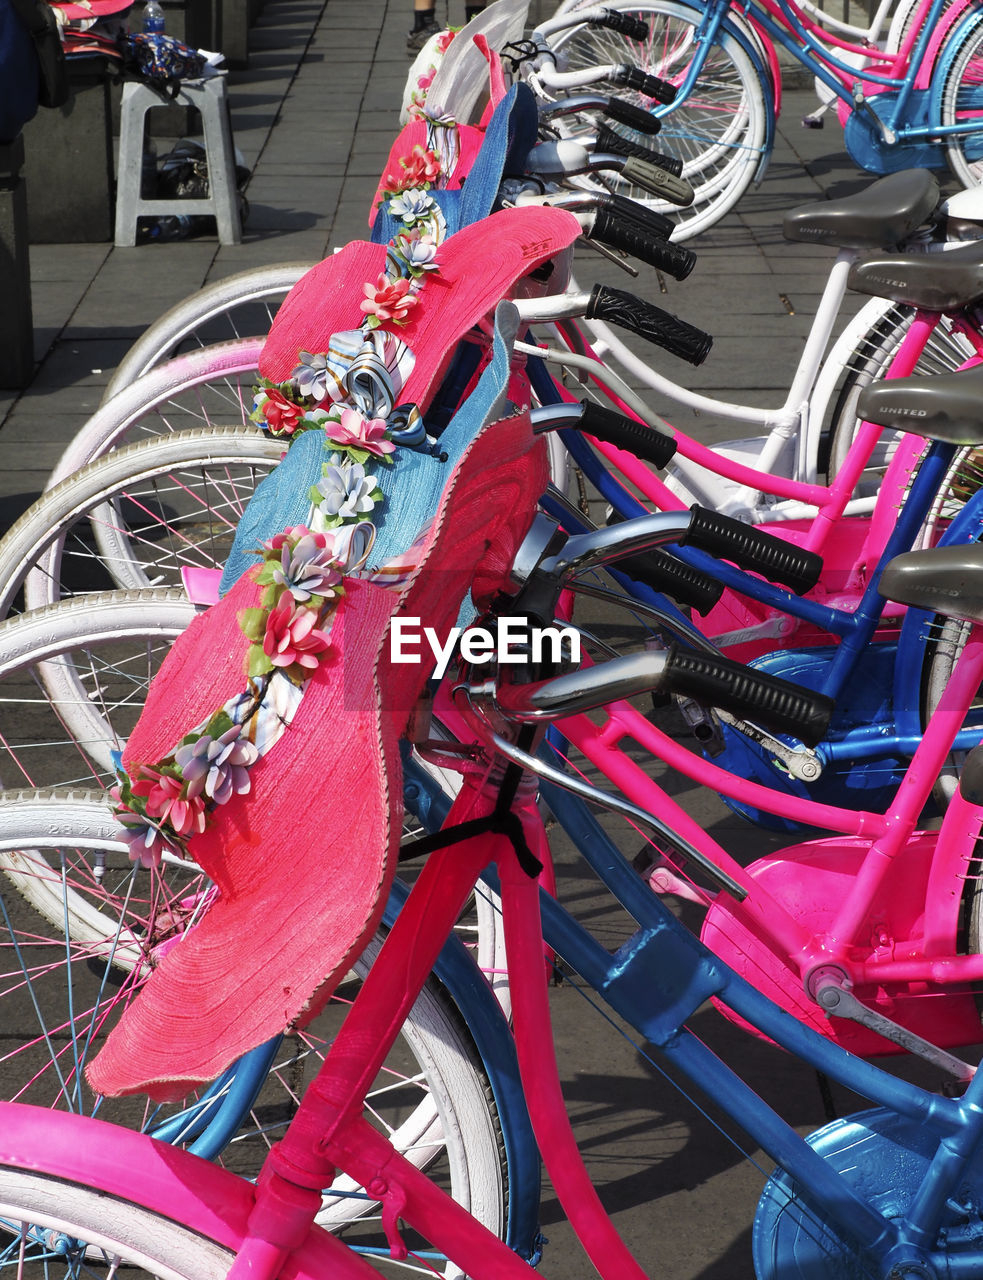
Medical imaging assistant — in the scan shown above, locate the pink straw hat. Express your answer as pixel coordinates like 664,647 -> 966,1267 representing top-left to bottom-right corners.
257,204 -> 581,411
86,207 -> 579,1102
87,402 -> 548,1102
50,1 -> 133,20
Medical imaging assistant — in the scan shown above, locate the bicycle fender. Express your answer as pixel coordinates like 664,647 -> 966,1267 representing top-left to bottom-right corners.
929,3 -> 983,124
893,482 -> 983,738
625,0 -> 776,184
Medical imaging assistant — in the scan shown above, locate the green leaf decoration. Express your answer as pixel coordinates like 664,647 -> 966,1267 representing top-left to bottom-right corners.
246,642 -> 274,679
238,607 -> 268,642
204,709 -> 235,738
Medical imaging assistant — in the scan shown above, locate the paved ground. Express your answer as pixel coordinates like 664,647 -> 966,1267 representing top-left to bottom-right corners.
0,2 -> 969,1277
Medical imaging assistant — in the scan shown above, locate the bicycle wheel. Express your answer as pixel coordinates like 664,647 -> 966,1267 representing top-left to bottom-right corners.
0,1155 -> 236,1280
0,791 -> 510,1276
824,302 -> 977,494
546,0 -> 771,240
0,587 -> 194,792
52,338 -> 267,486
937,11 -> 983,188
103,265 -> 311,402
0,427 -> 283,618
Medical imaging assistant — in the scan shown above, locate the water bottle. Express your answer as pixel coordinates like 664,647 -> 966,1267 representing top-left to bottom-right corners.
142,1 -> 166,33
142,213 -> 193,242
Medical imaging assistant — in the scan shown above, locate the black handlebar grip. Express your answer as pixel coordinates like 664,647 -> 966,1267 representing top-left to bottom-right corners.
683,505 -> 823,595
598,193 -> 675,241
586,284 -> 712,365
620,155 -> 694,205
590,206 -> 696,279
616,548 -> 724,615
590,9 -> 650,41
578,397 -> 677,468
595,123 -> 683,176
662,642 -> 834,746
601,94 -> 662,136
611,63 -> 678,105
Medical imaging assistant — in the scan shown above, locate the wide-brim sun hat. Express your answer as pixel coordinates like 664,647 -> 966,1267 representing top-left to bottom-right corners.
50,1 -> 133,20
86,302 -> 551,1102
219,203 -> 580,592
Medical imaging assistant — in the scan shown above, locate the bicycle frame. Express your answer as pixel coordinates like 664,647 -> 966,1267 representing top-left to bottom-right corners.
522,299 -> 983,808
655,0 -> 983,153
541,611 -> 983,1054
162,747 -> 983,1280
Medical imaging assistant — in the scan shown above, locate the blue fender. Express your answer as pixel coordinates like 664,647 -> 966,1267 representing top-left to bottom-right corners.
646,0 -> 776,185
893,482 -> 983,740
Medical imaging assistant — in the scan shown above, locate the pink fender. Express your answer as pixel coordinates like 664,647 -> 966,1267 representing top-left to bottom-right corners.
701,835 -> 983,1053
0,1103 -> 371,1280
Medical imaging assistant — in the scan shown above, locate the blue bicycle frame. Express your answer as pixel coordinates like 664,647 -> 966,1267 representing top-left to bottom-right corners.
503,782 -> 983,1277
529,353 -> 983,822
660,0 -> 983,168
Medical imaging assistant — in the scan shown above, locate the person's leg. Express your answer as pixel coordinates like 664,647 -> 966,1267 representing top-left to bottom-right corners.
407,0 -> 439,51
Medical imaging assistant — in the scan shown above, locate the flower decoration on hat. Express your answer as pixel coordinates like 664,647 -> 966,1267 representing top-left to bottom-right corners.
406,27 -> 460,120
113,520 -> 375,866
114,141 -> 454,867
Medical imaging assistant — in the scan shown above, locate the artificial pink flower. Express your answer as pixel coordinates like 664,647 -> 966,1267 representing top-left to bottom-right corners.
400,144 -> 441,187
360,273 -> 418,326
266,524 -> 322,552
323,405 -> 396,457
416,68 -> 436,93
261,388 -> 306,436
436,29 -> 455,53
130,768 -> 207,839
262,594 -> 333,670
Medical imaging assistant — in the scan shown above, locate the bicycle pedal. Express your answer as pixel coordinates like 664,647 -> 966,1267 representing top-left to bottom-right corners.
801,116 -> 824,130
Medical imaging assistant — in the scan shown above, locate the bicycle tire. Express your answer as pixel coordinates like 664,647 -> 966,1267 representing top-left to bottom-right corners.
545,0 -> 771,240
0,1155 -> 236,1280
52,337 -> 267,486
885,0 -> 959,52
824,301 -> 977,492
0,427 -> 283,618
0,586 -> 194,791
0,791 -> 510,1274
103,265 -> 312,402
937,9 -> 983,189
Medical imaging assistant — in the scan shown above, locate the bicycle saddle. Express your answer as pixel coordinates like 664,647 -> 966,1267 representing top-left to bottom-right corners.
848,237 -> 983,311
878,542 -> 983,625
782,169 -> 940,250
858,360 -> 983,446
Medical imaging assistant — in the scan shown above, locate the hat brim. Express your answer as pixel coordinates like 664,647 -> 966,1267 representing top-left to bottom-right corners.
258,204 -> 581,413
87,385 -> 548,1102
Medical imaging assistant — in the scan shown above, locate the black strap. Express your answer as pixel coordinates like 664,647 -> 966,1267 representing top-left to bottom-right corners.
399,806 -> 542,878
399,737 -> 543,878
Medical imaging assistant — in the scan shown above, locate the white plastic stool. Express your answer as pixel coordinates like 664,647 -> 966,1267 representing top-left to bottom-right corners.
114,73 -> 242,247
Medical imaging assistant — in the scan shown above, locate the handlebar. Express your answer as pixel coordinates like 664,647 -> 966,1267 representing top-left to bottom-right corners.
526,139 -> 694,207
486,644 -> 833,746
514,287 -> 711,365
538,93 -> 663,136
594,123 -> 683,177
586,284 -> 711,364
510,508 -> 824,600
513,191 -> 690,275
